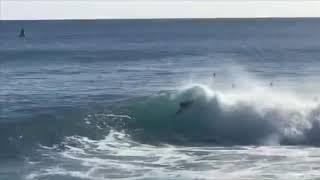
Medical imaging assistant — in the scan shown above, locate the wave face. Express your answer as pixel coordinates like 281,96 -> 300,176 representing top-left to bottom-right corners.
119,84 -> 320,146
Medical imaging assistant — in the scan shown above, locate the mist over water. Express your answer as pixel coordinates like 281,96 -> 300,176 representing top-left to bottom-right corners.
2,19 -> 320,179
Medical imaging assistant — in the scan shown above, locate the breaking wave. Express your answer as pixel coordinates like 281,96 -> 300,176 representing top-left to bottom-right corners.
3,82 -> 320,158
120,83 -> 320,146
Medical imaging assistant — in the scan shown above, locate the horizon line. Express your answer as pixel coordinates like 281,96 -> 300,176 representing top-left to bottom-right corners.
2,17 -> 320,21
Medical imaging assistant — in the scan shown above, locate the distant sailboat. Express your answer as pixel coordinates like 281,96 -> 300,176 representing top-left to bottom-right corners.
19,28 -> 25,38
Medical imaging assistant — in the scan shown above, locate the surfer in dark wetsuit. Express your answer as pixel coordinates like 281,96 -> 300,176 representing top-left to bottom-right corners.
176,99 -> 194,115
213,72 -> 216,78
19,28 -> 25,38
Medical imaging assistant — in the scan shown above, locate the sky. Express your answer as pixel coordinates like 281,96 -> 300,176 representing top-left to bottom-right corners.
2,1 -> 320,20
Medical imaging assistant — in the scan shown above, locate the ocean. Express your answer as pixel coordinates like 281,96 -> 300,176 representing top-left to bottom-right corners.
1,19 -> 320,179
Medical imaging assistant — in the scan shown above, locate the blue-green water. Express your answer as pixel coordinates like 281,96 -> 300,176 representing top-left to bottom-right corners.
1,19 -> 320,179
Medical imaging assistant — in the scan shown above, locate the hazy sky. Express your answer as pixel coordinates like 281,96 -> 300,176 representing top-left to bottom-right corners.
2,1 -> 320,20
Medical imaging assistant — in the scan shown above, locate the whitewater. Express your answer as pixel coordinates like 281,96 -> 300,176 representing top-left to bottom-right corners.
26,81 -> 320,179
2,19 -> 320,179
17,81 -> 320,179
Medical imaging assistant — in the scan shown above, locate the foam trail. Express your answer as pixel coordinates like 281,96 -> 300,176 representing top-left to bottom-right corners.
29,132 -> 320,180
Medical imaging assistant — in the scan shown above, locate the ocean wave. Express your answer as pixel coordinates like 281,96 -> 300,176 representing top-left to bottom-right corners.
2,82 -> 320,157
121,84 -> 320,146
